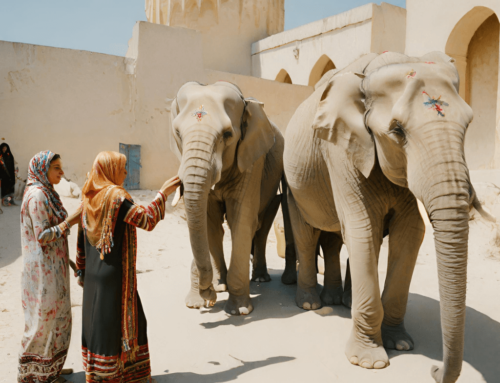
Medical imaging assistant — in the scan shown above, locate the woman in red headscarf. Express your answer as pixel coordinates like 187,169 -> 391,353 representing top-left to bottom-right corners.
76,151 -> 180,383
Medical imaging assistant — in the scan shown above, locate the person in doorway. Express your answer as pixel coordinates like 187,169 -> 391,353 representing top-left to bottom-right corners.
0,142 -> 17,206
18,151 -> 81,383
76,151 -> 180,383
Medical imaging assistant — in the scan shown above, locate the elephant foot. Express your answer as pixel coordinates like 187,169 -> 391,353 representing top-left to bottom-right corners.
224,293 -> 253,316
345,330 -> 389,370
296,285 -> 322,310
213,275 -> 227,292
251,268 -> 271,283
342,288 -> 352,308
185,288 -> 209,309
382,322 -> 414,351
281,265 -> 297,285
320,285 -> 343,305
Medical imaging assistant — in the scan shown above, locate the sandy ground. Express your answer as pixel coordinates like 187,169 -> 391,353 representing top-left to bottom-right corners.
1,172 -> 500,383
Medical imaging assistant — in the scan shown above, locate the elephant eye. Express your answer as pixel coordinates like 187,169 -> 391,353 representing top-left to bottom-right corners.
389,121 -> 407,145
223,131 -> 233,140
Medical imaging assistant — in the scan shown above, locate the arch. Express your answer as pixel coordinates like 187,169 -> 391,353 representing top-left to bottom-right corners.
446,7 -> 499,169
308,55 -> 336,87
275,69 -> 292,84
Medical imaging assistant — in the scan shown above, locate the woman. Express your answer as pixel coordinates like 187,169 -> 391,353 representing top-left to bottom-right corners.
76,151 -> 180,383
0,142 -> 16,206
19,151 -> 81,383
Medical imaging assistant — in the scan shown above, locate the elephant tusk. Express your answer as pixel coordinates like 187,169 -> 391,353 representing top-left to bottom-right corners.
171,184 -> 184,207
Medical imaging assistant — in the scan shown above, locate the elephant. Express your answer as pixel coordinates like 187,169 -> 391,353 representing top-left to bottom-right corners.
170,81 -> 285,315
283,51 -> 480,382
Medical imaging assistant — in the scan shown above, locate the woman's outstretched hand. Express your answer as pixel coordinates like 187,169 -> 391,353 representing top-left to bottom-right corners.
160,176 -> 181,197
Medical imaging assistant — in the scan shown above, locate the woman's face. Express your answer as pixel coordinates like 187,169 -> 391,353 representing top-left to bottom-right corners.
1,146 -> 6,153
47,158 -> 64,185
116,161 -> 128,186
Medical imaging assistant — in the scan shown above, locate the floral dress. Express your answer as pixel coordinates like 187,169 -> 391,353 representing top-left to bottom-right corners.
18,188 -> 72,382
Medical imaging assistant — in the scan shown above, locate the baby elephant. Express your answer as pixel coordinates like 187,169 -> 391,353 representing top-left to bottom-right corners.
170,81 -> 285,315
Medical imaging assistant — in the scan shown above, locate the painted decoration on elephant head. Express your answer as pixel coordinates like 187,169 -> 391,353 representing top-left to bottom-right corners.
192,105 -> 208,122
406,69 -> 416,79
423,91 -> 449,117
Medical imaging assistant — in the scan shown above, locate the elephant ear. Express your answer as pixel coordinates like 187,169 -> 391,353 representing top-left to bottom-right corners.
312,73 -> 375,179
169,98 -> 182,161
237,98 -> 276,173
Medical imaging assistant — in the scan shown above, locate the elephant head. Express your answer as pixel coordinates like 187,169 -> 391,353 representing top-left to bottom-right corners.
313,52 -> 474,382
171,81 -> 275,302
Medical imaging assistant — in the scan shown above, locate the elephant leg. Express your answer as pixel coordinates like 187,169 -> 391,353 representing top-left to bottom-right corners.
342,258 -> 352,308
207,196 -> 227,292
319,231 -> 344,305
185,259 -> 208,309
343,224 -> 388,369
287,190 -> 322,310
381,194 -> 425,351
281,178 -> 298,285
251,194 -> 281,282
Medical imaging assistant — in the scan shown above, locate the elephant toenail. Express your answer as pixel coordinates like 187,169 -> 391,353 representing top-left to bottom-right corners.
231,310 -> 236,315
349,357 -> 359,365
360,361 -> 372,369
303,302 -> 311,310
374,361 -> 386,369
239,307 -> 249,315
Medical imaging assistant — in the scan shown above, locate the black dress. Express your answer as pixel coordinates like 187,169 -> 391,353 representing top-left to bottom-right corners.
0,143 -> 15,199
77,195 -> 167,383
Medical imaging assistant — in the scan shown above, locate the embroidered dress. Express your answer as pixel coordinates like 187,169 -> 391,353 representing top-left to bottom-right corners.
77,151 -> 167,383
77,194 -> 166,383
18,151 -> 71,383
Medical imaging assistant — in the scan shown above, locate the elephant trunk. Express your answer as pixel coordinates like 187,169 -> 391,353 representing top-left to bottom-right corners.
409,126 -> 470,382
179,127 -> 217,298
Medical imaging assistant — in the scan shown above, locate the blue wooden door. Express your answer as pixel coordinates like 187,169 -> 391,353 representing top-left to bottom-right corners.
119,143 -> 141,190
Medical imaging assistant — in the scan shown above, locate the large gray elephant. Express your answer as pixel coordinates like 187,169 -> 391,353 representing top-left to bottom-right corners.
284,52 -> 478,382
171,81 -> 284,315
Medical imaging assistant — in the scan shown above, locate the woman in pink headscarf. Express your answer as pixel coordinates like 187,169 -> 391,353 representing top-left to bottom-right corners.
18,151 -> 80,383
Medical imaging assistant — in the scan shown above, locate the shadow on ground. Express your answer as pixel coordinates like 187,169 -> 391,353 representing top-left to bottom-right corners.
403,293 -> 500,383
199,268 -> 500,382
154,356 -> 295,383
198,269 -> 351,330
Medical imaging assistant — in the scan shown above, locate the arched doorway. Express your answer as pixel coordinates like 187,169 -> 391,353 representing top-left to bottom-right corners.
275,69 -> 292,84
446,7 -> 500,169
308,55 -> 336,87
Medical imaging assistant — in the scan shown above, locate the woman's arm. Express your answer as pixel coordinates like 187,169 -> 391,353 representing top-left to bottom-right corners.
35,202 -> 82,244
123,192 -> 167,231
29,191 -> 66,245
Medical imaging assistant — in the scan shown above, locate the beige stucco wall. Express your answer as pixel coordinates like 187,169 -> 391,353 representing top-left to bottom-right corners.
205,70 -> 313,133
145,0 -> 284,76
0,21 -> 311,189
406,0 -> 500,169
465,15 -> 499,169
252,3 -> 406,87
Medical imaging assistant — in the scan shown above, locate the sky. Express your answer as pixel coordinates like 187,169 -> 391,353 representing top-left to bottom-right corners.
0,0 -> 406,57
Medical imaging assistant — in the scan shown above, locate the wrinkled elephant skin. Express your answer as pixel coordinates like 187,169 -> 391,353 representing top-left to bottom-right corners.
284,52 -> 474,382
171,81 -> 285,315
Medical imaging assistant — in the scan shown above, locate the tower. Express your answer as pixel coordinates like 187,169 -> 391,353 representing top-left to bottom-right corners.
145,0 -> 285,75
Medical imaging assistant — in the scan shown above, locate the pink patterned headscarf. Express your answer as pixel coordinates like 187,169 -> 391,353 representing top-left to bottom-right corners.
23,150 -> 67,220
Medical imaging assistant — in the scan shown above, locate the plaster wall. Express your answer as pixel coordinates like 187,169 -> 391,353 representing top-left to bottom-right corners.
465,15 -> 499,169
145,0 -> 285,76
0,22 -> 311,189
205,70 -> 313,133
252,3 -> 406,86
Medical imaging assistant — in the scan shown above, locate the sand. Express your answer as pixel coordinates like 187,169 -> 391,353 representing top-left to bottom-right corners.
1,173 -> 500,383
